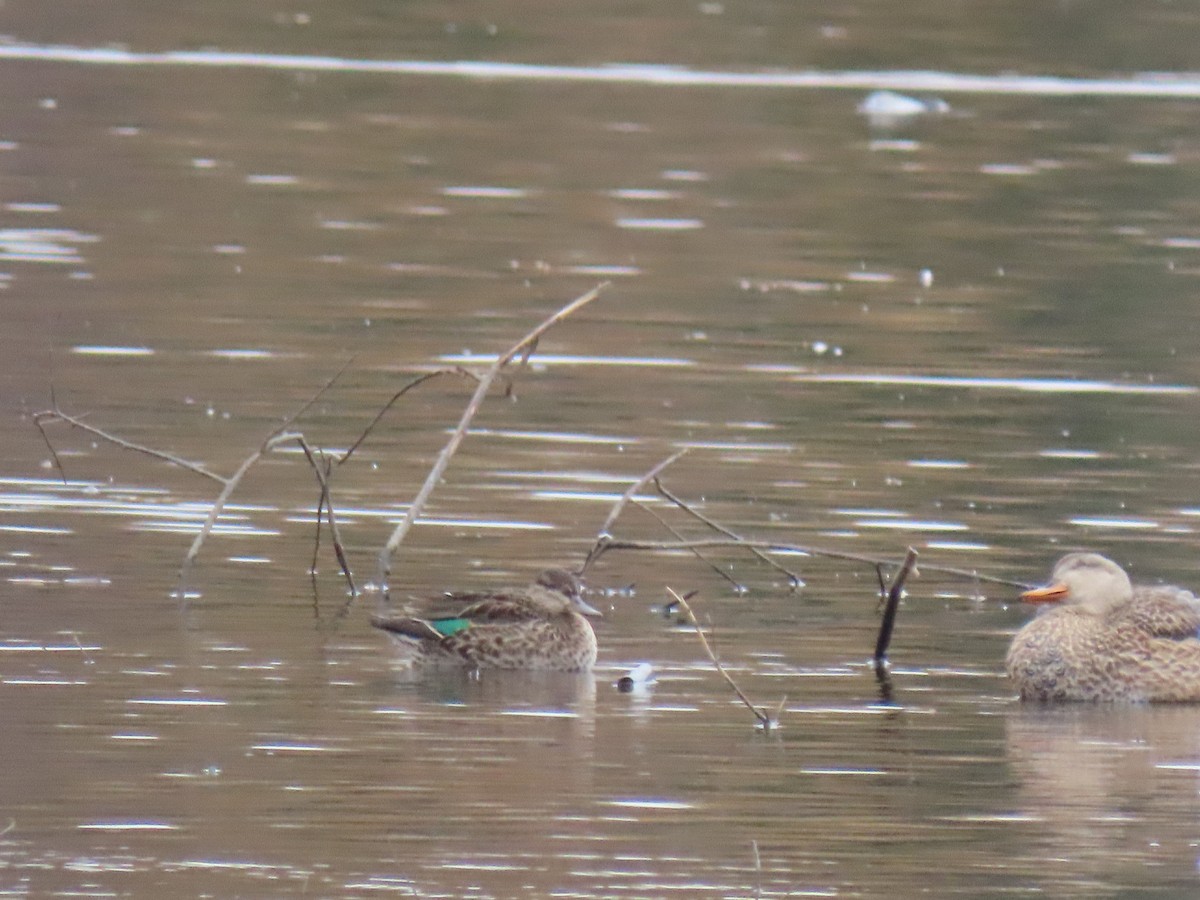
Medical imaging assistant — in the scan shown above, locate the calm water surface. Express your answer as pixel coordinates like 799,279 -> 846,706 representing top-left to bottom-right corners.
5,3 -> 1200,897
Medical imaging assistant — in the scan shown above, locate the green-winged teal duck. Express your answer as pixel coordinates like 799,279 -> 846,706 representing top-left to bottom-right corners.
1006,552 -> 1200,702
370,568 -> 600,671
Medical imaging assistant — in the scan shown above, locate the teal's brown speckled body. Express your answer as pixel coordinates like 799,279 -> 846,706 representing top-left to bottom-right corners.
370,569 -> 600,671
1007,553 -> 1200,702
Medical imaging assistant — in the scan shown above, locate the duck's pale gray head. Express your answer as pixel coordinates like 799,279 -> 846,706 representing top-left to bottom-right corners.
535,568 -> 602,617
1021,552 -> 1133,613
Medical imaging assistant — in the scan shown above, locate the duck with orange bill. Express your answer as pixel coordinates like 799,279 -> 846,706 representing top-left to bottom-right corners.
1006,552 -> 1200,702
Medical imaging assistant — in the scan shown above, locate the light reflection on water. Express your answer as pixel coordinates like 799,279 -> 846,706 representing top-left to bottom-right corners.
6,42 -> 1200,97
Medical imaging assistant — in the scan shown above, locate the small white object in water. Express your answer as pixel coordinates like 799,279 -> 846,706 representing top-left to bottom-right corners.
617,662 -> 655,692
857,90 -> 949,129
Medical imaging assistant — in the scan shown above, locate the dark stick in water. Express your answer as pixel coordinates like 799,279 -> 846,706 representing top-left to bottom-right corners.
874,547 -> 919,664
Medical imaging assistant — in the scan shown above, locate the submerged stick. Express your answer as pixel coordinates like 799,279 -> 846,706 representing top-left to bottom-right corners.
668,587 -> 779,732
377,283 -> 607,597
873,547 -> 918,663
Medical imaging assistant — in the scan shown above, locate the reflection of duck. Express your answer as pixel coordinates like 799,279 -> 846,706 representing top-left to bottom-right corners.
1006,553 -> 1200,702
1006,704 -> 1200,880
371,569 -> 601,671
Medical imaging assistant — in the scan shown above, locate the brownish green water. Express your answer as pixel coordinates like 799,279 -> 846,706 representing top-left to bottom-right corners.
6,3 -> 1200,896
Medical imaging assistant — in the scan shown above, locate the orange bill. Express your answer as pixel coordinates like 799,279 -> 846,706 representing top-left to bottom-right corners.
1020,582 -> 1069,604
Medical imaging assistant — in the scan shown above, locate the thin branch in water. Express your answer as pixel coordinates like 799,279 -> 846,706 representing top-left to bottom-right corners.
311,469 -> 328,577
33,405 -> 224,483
873,563 -> 887,601
652,477 -> 806,588
296,439 -> 355,596
177,430 -> 358,596
580,447 -> 690,574
632,498 -> 743,590
179,430 -> 298,584
37,367 -> 358,596
68,630 -> 95,666
337,367 -> 477,466
274,356 -> 354,440
178,360 -> 367,588
596,537 -> 1031,591
873,547 -> 919,664
667,587 -> 779,732
33,409 -> 68,484
376,283 -> 608,597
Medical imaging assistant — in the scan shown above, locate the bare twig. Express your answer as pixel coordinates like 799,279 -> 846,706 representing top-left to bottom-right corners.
337,367 -> 477,466
874,547 -> 918,664
310,458 -> 331,576
297,439 -> 355,595
177,430 -> 357,595
580,447 -> 690,574
36,369 -> 359,594
653,478 -> 805,587
668,587 -> 778,732
596,537 -> 1031,590
281,357 -> 353,436
632,498 -> 743,590
33,389 -> 68,483
33,405 -> 224,482
178,371 -> 352,579
377,283 -> 608,597
180,430 -> 300,577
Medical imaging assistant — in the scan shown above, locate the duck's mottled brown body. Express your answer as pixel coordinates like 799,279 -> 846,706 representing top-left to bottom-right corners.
1006,553 -> 1200,702
370,568 -> 599,672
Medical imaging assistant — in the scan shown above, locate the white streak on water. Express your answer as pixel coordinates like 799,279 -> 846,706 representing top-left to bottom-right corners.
5,45 -> 1200,97
790,373 -> 1196,395
1039,449 -> 1104,459
440,352 -> 694,367
1068,516 -> 1159,530
907,459 -> 970,469
78,821 -> 179,831
615,217 -> 704,230
72,345 -> 155,356
605,798 -> 695,810
855,519 -> 968,532
441,185 -> 531,198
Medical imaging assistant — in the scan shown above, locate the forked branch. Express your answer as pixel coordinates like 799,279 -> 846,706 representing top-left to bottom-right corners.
36,366 -> 358,594
580,447 -> 690,573
377,283 -> 608,597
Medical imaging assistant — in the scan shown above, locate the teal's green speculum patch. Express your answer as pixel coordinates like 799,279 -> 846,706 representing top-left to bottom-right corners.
430,618 -> 471,637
